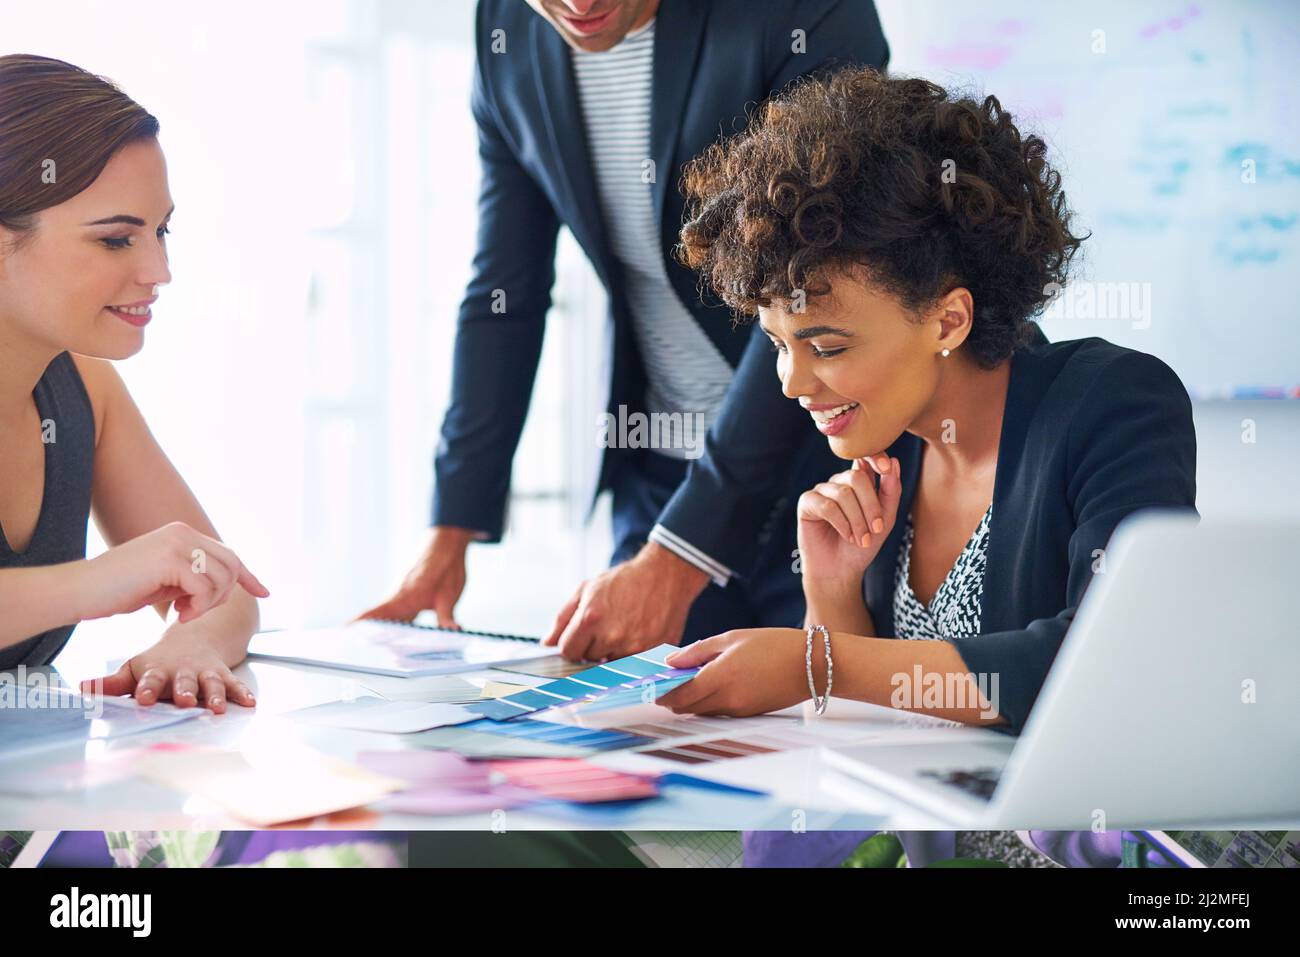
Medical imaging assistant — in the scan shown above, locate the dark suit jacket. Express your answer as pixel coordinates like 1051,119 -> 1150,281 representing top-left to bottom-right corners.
862,335 -> 1199,735
432,0 -> 889,572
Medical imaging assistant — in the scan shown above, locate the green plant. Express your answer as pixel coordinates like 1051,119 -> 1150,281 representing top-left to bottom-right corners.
841,832 -> 1010,868
841,833 -> 905,868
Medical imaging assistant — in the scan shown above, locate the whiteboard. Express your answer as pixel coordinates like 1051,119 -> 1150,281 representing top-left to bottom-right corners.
875,0 -> 1300,397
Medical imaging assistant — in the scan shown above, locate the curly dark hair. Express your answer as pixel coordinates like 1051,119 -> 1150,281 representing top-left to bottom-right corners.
677,67 -> 1086,368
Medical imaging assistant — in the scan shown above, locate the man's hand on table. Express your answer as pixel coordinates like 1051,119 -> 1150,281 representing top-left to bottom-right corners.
354,526 -> 475,628
543,542 -> 710,662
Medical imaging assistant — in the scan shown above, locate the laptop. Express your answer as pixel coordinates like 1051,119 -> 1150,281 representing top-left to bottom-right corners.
820,512 -> 1300,828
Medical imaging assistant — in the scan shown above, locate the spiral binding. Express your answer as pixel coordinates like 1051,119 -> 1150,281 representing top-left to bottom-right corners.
371,617 -> 539,644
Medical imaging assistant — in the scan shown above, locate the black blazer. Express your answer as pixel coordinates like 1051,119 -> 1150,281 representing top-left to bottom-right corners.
432,0 -> 889,558
862,334 -> 1198,735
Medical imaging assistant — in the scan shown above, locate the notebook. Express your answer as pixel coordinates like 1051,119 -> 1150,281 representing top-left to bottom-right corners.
246,619 -> 541,677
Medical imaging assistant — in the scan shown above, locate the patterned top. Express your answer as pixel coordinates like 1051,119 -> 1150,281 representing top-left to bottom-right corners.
893,504 -> 993,641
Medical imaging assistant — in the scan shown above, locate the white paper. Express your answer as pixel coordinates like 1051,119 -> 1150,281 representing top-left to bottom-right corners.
285,696 -> 479,733
358,674 -> 483,703
247,621 -> 542,677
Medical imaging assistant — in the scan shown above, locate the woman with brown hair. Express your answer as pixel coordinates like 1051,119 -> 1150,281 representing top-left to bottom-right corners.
0,54 -> 268,711
657,66 -> 1197,732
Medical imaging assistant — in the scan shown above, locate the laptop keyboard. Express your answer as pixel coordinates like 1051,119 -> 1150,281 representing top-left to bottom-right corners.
917,766 -> 1002,802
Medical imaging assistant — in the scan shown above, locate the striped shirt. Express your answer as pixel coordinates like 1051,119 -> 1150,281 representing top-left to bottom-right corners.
571,18 -> 736,586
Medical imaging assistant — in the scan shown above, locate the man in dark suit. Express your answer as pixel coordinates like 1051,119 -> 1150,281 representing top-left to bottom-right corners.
360,0 -> 890,660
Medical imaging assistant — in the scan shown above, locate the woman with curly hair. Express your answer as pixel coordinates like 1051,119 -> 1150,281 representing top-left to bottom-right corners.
657,67 -> 1197,733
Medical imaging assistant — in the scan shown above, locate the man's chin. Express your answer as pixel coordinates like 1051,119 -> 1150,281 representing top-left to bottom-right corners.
562,31 -> 624,53
548,8 -> 633,52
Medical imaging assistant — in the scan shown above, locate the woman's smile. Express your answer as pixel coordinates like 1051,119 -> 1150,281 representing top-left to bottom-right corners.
105,297 -> 155,327
803,399 -> 860,435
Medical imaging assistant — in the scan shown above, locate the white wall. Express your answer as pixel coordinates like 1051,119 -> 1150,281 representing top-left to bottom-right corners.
874,0 -> 1300,524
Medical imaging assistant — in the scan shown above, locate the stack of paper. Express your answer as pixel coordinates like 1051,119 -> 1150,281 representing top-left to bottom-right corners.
285,697 -> 478,734
0,685 -> 203,761
488,758 -> 659,802
355,750 -> 537,814
358,674 -> 483,704
355,751 -> 662,815
247,621 -> 542,677
137,744 -> 403,826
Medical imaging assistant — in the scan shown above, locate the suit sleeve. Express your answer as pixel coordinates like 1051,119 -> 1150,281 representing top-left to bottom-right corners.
430,50 -> 562,542
766,0 -> 890,92
651,0 -> 891,577
951,352 -> 1199,734
654,323 -> 820,577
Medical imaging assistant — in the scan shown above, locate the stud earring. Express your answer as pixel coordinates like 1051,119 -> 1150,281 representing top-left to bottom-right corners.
941,348 -> 951,357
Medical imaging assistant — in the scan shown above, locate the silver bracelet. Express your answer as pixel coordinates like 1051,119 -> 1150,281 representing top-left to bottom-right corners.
805,624 -> 833,715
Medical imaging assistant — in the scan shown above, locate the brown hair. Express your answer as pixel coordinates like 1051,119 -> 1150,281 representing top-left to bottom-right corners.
0,54 -> 159,247
678,67 -> 1086,368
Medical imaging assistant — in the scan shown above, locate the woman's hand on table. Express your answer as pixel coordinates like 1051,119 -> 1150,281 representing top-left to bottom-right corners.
657,628 -> 813,717
80,634 -> 257,714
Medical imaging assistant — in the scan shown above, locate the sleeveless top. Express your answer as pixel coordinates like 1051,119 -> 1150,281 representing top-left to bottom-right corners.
0,352 -> 95,669
893,503 -> 993,640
